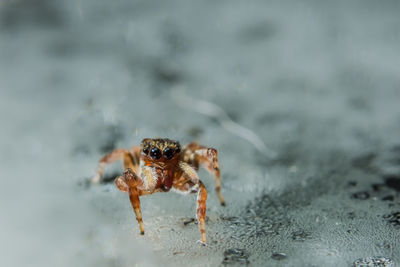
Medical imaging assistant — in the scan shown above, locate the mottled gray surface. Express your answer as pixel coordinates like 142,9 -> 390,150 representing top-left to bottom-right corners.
1,1 -> 400,266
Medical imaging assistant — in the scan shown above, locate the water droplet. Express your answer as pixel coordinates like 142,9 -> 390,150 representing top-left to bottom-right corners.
271,252 -> 287,260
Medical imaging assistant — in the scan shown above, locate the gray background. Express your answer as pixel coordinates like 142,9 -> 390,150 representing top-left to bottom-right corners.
1,0 -> 400,266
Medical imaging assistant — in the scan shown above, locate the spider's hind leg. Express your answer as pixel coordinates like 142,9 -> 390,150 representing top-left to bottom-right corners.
183,143 -> 225,206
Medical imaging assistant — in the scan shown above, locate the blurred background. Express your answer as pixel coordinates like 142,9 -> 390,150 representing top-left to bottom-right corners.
1,0 -> 400,266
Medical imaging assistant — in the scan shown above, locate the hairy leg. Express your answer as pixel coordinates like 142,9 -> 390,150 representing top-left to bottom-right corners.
92,146 -> 141,183
115,168 -> 145,234
196,181 -> 207,244
174,163 -> 208,244
114,149 -> 140,192
183,142 -> 225,205
173,179 -> 208,244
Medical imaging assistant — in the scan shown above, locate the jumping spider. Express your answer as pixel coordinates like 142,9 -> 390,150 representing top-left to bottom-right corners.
92,138 -> 225,244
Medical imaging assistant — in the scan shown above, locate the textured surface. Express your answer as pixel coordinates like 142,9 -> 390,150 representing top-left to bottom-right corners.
1,1 -> 400,266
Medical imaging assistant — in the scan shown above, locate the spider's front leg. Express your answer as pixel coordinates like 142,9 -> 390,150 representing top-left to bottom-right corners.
183,142 -> 225,206
196,181 -> 207,244
175,163 -> 208,244
115,168 -> 145,234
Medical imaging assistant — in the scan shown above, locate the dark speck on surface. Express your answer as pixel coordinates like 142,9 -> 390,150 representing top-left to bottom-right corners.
348,212 -> 356,220
222,248 -> 249,265
352,191 -> 370,200
383,212 -> 400,228
182,218 -> 196,226
348,181 -> 358,187
382,195 -> 395,202
291,230 -> 311,241
384,176 -> 400,192
372,183 -> 385,192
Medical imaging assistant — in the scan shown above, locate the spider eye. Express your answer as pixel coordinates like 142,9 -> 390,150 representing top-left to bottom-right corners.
143,147 -> 149,155
175,146 -> 181,153
163,147 -> 174,160
150,147 -> 162,159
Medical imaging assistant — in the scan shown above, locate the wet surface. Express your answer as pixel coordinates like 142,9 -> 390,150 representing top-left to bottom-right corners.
383,212 -> 400,228
353,256 -> 394,267
1,0 -> 400,267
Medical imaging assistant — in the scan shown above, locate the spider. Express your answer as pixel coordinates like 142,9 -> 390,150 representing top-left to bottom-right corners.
92,138 -> 225,244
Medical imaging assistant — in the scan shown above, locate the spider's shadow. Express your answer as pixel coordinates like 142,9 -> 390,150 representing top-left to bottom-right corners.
78,172 -> 121,190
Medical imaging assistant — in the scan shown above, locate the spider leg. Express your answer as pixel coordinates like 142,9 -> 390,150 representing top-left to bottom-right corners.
173,180 -> 207,244
115,149 -> 143,192
92,146 -> 141,183
174,163 -> 208,244
115,168 -> 146,234
183,142 -> 225,206
196,181 -> 207,244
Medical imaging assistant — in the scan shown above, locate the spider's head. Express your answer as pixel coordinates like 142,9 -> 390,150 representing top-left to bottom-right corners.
141,138 -> 181,162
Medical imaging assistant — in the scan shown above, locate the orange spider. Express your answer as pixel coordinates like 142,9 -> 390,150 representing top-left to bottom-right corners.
92,138 -> 225,244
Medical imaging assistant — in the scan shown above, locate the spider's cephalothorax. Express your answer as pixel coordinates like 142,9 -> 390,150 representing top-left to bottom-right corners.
141,138 -> 181,161
92,138 -> 225,244
140,138 -> 182,191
